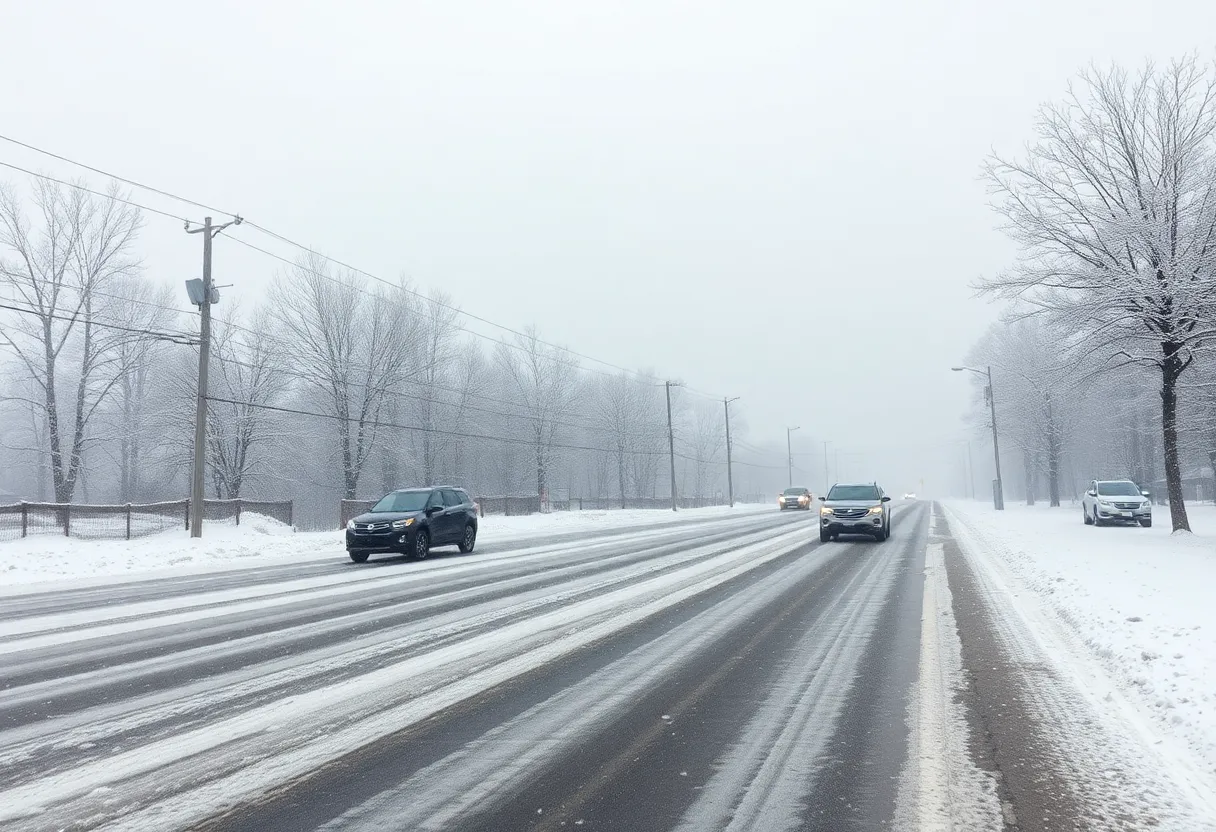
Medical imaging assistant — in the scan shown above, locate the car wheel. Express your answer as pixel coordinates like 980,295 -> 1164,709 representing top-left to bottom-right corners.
1092,508 -> 1104,527
348,551 -> 369,564
412,530 -> 430,560
1083,507 -> 1093,525
458,524 -> 477,553
820,529 -> 831,543
1139,518 -> 1152,528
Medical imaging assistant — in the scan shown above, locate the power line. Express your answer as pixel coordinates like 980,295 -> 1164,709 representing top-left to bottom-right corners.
240,223 -> 722,399
0,132 -> 722,399
0,133 -> 239,219
224,232 -> 687,388
205,395 -> 732,468
0,160 -> 195,225
212,352 -> 665,441
0,300 -> 197,345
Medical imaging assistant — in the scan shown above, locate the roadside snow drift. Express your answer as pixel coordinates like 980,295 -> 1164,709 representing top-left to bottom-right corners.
945,500 -> 1216,796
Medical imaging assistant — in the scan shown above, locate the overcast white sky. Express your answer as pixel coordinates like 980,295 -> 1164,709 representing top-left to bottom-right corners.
4,0 -> 1214,495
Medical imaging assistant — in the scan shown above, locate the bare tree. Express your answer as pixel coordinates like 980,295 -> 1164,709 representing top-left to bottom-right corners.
686,399 -> 725,499
967,318 -> 1077,507
273,252 -> 417,499
410,290 -> 461,485
495,327 -> 581,506
0,179 -> 153,502
981,59 -> 1216,530
206,306 -> 289,498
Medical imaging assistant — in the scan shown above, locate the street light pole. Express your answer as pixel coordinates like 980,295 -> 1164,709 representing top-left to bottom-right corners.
953,365 -> 1004,510
786,426 -> 800,487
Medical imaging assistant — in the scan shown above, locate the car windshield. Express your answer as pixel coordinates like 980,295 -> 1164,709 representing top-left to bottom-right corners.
1097,482 -> 1142,497
828,485 -> 880,501
783,488 -> 808,495
370,491 -> 430,512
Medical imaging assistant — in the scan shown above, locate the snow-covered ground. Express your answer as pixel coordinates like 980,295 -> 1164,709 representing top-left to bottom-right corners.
944,499 -> 1216,795
0,504 -> 771,588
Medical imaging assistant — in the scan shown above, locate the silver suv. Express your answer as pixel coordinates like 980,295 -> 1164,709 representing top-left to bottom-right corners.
1081,479 -> 1152,528
819,482 -> 892,542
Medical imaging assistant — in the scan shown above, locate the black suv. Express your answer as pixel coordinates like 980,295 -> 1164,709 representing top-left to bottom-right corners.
346,486 -> 478,563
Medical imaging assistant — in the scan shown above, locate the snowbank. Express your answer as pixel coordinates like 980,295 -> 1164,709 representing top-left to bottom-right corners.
0,503 -> 771,588
944,499 -> 1216,780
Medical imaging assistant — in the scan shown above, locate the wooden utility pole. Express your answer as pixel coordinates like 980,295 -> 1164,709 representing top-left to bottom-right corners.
724,397 -> 739,507
666,381 -> 680,511
186,215 -> 241,538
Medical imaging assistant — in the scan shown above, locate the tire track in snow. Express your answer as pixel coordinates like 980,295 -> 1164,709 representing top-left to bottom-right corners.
0,518 -> 817,830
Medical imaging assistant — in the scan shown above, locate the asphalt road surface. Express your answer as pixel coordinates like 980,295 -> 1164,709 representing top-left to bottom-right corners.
4,503 -> 1200,831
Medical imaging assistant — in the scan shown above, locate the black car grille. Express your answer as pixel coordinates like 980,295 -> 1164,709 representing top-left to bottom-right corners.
832,508 -> 869,519
353,522 -> 391,533
1114,502 -> 1141,510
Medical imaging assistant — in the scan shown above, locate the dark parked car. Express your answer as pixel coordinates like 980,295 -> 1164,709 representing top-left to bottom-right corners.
346,486 -> 478,563
818,482 -> 892,542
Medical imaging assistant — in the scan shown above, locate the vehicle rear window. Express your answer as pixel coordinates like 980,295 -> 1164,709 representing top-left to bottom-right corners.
371,491 -> 429,512
783,488 -> 809,496
1097,482 -> 1141,497
442,489 -> 463,507
827,485 -> 880,501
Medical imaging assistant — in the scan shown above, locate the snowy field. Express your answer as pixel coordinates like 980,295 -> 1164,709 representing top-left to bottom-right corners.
944,500 -> 1216,792
0,504 -> 772,588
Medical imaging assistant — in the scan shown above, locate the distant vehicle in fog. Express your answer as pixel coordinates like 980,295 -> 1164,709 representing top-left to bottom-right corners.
779,487 -> 813,510
903,493 -> 917,500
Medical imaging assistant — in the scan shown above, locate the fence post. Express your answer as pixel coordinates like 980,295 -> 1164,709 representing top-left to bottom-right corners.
185,499 -> 191,531
126,503 -> 132,540
287,501 -> 293,528
63,503 -> 70,537
236,499 -> 241,526
21,501 -> 27,538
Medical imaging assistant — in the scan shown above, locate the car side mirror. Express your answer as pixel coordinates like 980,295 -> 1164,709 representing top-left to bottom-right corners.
881,496 -> 891,503
426,505 -> 442,515
1141,491 -> 1151,498
818,495 -> 827,501
1086,490 -> 1097,497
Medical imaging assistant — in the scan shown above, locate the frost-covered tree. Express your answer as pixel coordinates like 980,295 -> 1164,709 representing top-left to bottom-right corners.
0,179 -> 160,502
982,58 -> 1216,530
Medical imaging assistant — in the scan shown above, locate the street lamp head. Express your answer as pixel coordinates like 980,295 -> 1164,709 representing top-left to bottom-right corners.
951,367 -> 965,372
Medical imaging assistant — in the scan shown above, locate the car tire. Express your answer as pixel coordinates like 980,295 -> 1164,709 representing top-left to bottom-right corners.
412,530 -> 430,560
348,551 -> 370,564
820,529 -> 831,543
1139,518 -> 1152,528
1092,509 -> 1104,527
458,524 -> 477,553
1083,507 -> 1093,525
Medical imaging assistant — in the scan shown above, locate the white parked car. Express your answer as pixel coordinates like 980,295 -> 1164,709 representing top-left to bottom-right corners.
902,493 -> 917,500
1081,479 -> 1152,528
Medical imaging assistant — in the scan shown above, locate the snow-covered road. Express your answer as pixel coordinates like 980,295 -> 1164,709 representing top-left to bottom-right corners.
4,501 -> 1211,831
0,505 -> 938,831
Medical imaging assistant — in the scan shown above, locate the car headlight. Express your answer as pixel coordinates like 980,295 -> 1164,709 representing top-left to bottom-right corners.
868,505 -> 884,514
820,506 -> 833,515
799,495 -> 809,502
346,519 -> 356,531
392,518 -> 415,530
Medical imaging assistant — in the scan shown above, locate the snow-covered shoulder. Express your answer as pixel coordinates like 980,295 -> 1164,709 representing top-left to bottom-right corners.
943,499 -> 1216,806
